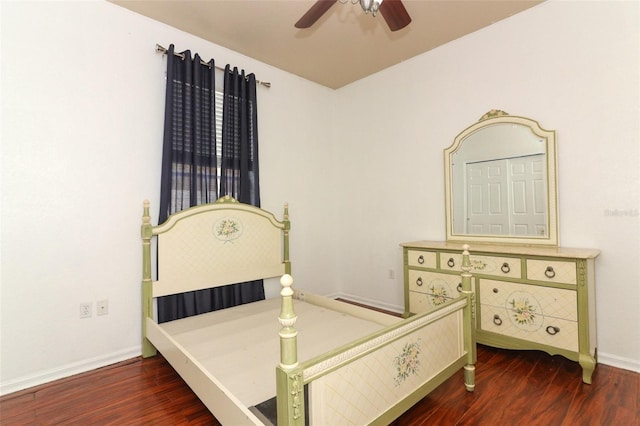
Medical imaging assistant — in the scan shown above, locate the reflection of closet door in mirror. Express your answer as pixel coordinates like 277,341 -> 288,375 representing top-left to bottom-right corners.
465,154 -> 547,236
509,154 -> 547,236
466,159 -> 509,235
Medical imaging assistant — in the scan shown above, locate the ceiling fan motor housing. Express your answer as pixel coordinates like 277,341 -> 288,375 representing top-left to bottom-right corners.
360,0 -> 383,16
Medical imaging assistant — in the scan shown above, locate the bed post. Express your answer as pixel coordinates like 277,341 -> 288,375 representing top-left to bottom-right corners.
283,203 -> 291,275
141,200 -> 156,358
276,274 -> 305,426
461,244 -> 476,391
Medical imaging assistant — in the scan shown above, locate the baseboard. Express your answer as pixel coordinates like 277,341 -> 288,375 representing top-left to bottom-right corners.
0,346 -> 141,396
598,352 -> 640,373
331,292 -> 404,315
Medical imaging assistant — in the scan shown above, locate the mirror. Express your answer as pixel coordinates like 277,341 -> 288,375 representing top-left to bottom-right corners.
444,110 -> 558,246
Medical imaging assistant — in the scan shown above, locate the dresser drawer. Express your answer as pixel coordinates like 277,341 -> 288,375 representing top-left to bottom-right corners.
526,259 -> 577,285
409,289 -> 461,313
440,252 -> 522,279
407,250 -> 437,268
480,305 -> 578,352
439,253 -> 462,271
408,270 -> 462,313
408,270 -> 462,297
479,279 -> 577,321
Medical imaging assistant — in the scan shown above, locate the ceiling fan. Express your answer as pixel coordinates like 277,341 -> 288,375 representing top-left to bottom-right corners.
295,0 -> 412,32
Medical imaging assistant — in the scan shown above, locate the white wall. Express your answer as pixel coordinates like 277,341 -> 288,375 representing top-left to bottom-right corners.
0,0 -> 337,394
333,0 -> 640,371
1,0 -> 638,395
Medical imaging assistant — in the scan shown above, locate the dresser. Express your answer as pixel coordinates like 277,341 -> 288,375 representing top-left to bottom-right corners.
401,240 -> 600,383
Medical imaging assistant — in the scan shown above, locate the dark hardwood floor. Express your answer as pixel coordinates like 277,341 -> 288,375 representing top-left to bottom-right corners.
1,345 -> 638,425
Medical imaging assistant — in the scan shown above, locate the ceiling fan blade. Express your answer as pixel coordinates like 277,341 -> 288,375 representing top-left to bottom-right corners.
379,0 -> 411,31
295,0 -> 338,29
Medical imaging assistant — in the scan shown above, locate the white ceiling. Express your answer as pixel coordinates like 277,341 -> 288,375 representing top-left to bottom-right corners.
111,0 -> 543,89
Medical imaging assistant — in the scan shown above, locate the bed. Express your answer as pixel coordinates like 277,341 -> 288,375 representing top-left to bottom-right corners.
141,196 -> 476,425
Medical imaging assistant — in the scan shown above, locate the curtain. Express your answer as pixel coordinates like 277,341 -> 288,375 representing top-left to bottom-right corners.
158,45 -> 218,222
157,45 -> 264,323
220,65 -> 260,206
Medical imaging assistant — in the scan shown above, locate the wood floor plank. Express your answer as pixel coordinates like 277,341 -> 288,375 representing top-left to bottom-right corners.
528,355 -> 581,425
455,350 -> 542,424
565,363 -> 640,426
562,364 -> 614,425
605,367 -> 640,418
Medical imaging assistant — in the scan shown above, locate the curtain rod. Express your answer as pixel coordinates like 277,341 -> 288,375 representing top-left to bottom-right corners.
155,44 -> 271,88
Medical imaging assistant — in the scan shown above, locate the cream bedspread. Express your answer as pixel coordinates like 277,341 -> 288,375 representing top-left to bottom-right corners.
159,297 -> 388,407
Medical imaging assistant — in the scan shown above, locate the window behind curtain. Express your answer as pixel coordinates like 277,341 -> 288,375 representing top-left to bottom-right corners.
168,90 -> 224,209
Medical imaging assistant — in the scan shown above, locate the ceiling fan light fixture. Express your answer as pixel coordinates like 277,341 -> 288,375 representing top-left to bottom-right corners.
359,0 -> 383,16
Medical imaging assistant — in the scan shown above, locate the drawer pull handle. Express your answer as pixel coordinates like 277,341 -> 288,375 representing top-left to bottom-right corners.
417,255 -> 425,265
492,288 -> 499,293
457,283 -> 462,292
545,266 -> 556,278
493,315 -> 503,326
447,258 -> 455,268
416,277 -> 423,287
546,325 -> 560,335
501,262 -> 511,273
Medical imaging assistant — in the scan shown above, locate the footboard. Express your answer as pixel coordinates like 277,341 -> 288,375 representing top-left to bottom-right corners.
276,246 -> 476,425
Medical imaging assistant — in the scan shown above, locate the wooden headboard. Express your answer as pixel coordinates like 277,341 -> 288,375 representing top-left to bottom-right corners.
141,196 -> 290,298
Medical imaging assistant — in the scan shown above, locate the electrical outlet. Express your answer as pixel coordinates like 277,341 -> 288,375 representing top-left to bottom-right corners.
97,299 -> 109,316
80,302 -> 92,319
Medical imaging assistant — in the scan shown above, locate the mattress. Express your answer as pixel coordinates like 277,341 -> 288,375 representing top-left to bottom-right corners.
159,297 -> 388,406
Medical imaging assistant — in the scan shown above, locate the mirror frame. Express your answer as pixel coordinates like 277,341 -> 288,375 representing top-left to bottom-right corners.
444,110 -> 559,246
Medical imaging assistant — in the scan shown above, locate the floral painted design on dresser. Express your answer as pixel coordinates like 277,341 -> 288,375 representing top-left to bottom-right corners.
470,259 -> 490,272
394,340 -> 421,386
214,218 -> 243,242
429,285 -> 449,306
503,290 -> 544,331
510,298 -> 537,325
